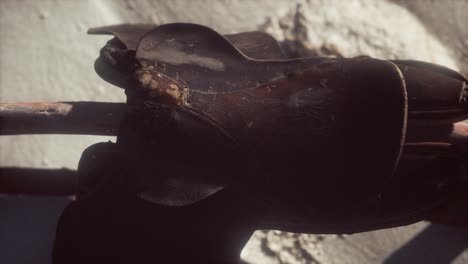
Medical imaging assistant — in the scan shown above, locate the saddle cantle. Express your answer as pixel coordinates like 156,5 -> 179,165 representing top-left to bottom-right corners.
81,23 -> 468,233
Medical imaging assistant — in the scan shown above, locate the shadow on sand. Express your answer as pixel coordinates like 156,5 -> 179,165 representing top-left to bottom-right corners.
385,224 -> 468,264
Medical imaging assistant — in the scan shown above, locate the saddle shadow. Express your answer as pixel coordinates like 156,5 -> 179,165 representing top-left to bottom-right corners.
384,224 -> 468,264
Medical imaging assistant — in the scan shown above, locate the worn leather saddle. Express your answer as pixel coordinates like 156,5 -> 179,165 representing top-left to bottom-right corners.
57,23 -> 468,242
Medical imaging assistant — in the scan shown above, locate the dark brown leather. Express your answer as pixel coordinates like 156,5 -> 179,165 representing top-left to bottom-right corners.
83,23 -> 468,233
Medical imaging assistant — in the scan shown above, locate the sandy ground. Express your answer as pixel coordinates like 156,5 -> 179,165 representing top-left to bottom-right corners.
1,0 -> 467,263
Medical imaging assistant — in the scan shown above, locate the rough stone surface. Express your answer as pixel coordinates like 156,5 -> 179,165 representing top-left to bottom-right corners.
1,1 -> 467,264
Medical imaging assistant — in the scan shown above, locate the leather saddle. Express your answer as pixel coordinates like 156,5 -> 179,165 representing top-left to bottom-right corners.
78,23 -> 468,233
